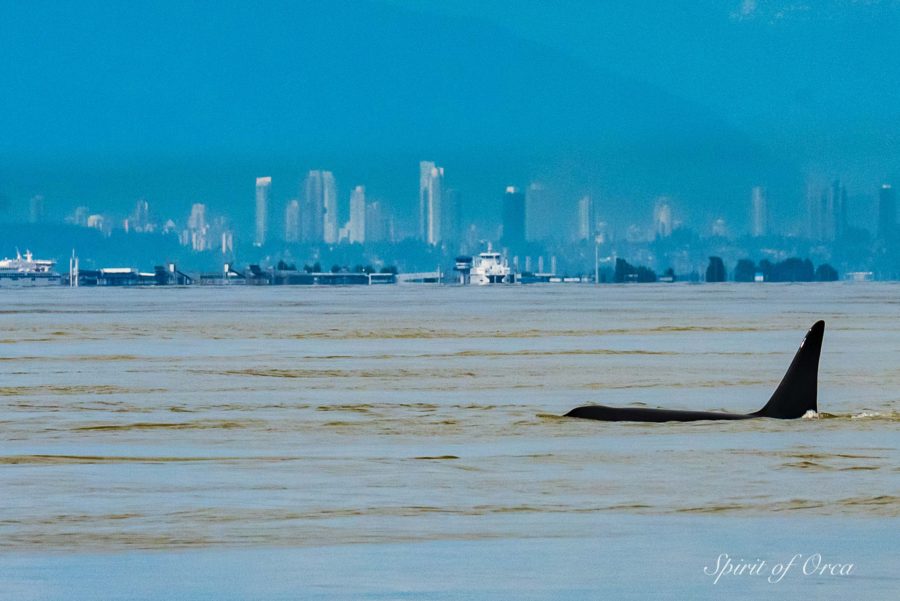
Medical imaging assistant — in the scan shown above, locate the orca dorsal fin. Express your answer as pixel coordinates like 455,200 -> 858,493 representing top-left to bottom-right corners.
753,321 -> 824,419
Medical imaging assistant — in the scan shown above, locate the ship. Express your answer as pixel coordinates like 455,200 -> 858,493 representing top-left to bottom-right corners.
455,248 -> 513,285
0,250 -> 62,287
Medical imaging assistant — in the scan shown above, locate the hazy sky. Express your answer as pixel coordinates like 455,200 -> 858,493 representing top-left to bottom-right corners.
1,0 -> 898,234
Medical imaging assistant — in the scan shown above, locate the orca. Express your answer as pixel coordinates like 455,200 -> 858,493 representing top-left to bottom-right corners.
565,320 -> 824,422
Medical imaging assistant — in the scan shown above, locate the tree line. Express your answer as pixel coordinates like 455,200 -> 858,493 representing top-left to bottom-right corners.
611,257 -> 839,283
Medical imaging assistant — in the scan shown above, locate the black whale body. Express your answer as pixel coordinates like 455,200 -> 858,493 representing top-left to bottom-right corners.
565,321 -> 825,422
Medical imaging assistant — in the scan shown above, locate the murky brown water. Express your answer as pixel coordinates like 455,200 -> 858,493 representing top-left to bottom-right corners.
0,284 -> 897,558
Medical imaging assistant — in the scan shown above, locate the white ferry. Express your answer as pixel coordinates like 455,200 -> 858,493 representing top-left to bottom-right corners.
0,250 -> 62,287
455,249 -> 513,285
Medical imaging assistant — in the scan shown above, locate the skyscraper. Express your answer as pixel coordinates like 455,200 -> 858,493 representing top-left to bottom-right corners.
442,187 -> 461,246
29,195 -> 45,224
365,201 -> 394,243
576,194 -> 594,241
255,176 -> 271,247
284,199 -> 300,243
187,203 -> 209,251
349,185 -> 366,244
419,161 -> 444,245
302,172 -> 321,243
322,171 -> 338,244
525,182 -> 550,241
501,186 -> 526,249
654,198 -> 673,238
878,184 -> 896,240
128,199 -> 151,232
808,179 -> 846,242
831,179 -> 847,240
751,186 -> 767,237
303,170 -> 337,243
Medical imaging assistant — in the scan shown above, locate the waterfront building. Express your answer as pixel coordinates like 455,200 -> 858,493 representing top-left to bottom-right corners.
419,161 -> 444,245
878,184 -> 896,240
255,176 -> 271,247
349,185 -> 366,244
751,186 -> 767,237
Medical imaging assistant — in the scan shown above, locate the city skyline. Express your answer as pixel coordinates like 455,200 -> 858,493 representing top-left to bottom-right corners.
5,158 -> 897,283
12,164 -> 899,249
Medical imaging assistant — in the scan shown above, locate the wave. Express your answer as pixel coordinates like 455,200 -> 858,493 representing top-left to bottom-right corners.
72,420 -> 265,431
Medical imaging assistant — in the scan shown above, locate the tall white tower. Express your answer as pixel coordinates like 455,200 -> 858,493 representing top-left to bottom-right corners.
654,198 -> 673,238
349,185 -> 366,244
284,199 -> 300,243
255,176 -> 271,247
577,194 -> 594,241
322,171 -> 338,244
419,161 -> 444,245
751,186 -> 767,237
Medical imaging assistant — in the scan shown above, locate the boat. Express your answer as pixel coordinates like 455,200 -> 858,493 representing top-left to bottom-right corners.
0,250 -> 62,287
461,249 -> 512,285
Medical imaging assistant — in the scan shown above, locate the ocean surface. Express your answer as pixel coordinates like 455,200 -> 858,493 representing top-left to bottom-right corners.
0,283 -> 897,599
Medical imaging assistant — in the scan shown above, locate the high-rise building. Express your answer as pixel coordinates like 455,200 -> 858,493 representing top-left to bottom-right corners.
808,179 -> 846,242
501,186 -> 526,249
188,203 -> 207,230
419,161 -> 444,245
221,230 -> 234,255
255,176 -> 271,247
29,195 -> 45,224
303,170 -> 337,243
654,198 -> 673,238
302,172 -> 321,243
284,199 -> 301,243
70,206 -> 90,227
751,186 -> 767,237
878,184 -> 896,240
806,183 -> 822,240
126,199 -> 152,233
712,218 -> 729,238
349,185 -> 366,244
831,179 -> 847,240
366,201 -> 392,243
576,194 -> 594,241
525,182 -> 550,241
187,203 -> 209,251
322,171 -> 338,244
822,179 -> 847,241
442,187 -> 460,246
86,214 -> 111,236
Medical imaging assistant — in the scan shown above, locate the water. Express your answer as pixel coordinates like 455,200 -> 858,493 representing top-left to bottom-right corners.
1,284 -> 897,599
